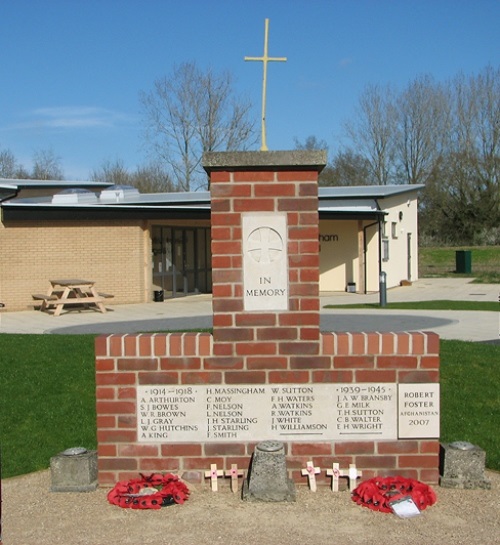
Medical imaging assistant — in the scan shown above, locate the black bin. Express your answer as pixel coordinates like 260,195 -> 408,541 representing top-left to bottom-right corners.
153,290 -> 164,302
456,250 -> 472,274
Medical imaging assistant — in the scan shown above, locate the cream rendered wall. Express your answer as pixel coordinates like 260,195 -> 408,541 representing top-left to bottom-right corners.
379,193 -> 419,288
364,221 -> 380,292
319,220 -> 359,291
318,191 -> 419,293
319,219 -> 379,292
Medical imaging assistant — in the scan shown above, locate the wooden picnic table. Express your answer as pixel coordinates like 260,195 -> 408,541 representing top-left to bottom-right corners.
32,279 -> 113,316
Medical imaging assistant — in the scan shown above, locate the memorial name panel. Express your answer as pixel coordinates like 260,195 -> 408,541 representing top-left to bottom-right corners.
137,383 -> 417,443
137,386 -> 201,442
398,383 -> 440,438
334,384 -> 398,440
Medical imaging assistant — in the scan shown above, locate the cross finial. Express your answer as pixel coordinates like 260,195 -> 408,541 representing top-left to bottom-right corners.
245,18 -> 287,151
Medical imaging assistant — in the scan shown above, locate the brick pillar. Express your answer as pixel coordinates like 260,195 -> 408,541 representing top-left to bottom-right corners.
203,151 -> 327,376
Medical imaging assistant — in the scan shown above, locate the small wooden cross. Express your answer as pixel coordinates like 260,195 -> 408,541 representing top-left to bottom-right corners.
204,463 -> 224,492
225,464 -> 245,493
326,462 -> 341,492
339,463 -> 363,492
301,460 -> 321,492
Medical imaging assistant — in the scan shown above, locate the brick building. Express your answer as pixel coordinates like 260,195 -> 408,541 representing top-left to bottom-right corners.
0,178 -> 422,311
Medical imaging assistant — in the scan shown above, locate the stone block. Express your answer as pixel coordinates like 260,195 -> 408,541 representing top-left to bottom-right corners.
439,442 -> 491,489
242,441 -> 296,502
50,448 -> 98,492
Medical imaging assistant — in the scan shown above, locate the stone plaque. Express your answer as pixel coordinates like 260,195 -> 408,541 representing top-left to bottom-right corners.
398,383 -> 440,438
137,383 -> 400,443
242,213 -> 288,311
333,383 -> 398,440
137,386 -> 201,442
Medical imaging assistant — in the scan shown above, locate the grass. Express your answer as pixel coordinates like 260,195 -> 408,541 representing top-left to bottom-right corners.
0,335 -> 499,478
0,334 -> 97,478
419,246 -> 500,283
324,300 -> 499,311
439,340 -> 500,471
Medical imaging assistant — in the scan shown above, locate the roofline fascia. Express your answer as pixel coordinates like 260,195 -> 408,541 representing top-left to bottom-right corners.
1,205 -> 211,222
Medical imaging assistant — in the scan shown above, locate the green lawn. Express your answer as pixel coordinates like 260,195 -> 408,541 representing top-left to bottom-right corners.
0,335 -> 97,478
324,301 -> 499,311
439,340 -> 500,471
419,246 -> 500,283
0,334 -> 498,478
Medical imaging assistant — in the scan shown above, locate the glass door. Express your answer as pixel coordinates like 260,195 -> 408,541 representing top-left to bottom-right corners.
151,226 -> 211,298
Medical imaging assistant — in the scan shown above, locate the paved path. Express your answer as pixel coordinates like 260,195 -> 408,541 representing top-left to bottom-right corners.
0,278 -> 498,342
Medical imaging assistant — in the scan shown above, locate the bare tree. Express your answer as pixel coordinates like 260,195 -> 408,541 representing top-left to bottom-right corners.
345,84 -> 398,185
419,66 -> 500,244
90,159 -> 177,194
132,163 -> 177,193
326,149 -> 375,186
294,135 -> 328,151
141,62 -> 256,191
90,159 -> 132,186
31,149 -> 64,180
0,148 -> 19,178
395,75 -> 449,185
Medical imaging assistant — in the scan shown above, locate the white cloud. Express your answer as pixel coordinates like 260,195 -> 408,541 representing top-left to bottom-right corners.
339,58 -> 353,68
4,106 -> 137,131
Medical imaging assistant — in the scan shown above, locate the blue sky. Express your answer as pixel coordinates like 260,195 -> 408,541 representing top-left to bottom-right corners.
1,0 -> 498,180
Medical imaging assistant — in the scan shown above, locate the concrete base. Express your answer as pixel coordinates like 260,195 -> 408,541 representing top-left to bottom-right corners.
440,442 -> 491,490
439,476 -> 491,490
242,441 -> 296,502
50,450 -> 98,492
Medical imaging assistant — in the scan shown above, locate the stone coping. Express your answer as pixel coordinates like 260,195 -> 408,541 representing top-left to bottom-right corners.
203,150 -> 327,171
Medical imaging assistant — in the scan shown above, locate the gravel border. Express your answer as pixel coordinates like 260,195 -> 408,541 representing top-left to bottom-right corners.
2,470 -> 500,544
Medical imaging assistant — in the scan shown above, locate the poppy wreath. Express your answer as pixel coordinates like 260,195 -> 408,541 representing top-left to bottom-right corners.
352,476 -> 437,513
107,473 -> 190,509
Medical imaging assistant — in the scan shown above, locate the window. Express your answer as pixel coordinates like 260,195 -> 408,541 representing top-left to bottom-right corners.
391,222 -> 398,239
382,239 -> 390,262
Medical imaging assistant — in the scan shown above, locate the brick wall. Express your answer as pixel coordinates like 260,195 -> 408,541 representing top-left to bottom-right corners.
95,152 -> 440,488
0,220 -> 147,310
95,330 -> 440,487
209,165 -> 322,375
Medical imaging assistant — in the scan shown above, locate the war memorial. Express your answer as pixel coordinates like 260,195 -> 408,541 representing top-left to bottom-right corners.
95,149 -> 441,490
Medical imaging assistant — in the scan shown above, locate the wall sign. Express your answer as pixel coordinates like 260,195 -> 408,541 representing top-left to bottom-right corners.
242,213 -> 288,311
398,383 -> 440,438
135,383 -> 443,443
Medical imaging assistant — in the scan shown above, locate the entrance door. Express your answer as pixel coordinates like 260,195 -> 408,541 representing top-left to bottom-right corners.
151,226 -> 211,298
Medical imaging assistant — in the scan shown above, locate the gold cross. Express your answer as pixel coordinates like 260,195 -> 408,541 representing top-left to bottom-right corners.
245,18 -> 287,151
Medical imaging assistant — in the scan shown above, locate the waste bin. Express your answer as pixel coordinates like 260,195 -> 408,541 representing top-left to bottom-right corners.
153,290 -> 164,302
456,250 -> 472,274
346,282 -> 356,293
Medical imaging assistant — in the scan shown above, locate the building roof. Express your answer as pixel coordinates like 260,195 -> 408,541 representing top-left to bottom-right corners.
0,178 -> 112,190
1,183 -> 422,221
0,184 -> 18,203
318,185 -> 424,199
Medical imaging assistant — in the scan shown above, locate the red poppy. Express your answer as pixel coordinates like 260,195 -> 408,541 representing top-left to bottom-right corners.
107,473 -> 190,510
352,476 -> 436,514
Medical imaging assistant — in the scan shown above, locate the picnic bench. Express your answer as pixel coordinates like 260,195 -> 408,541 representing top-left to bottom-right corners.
33,279 -> 113,316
